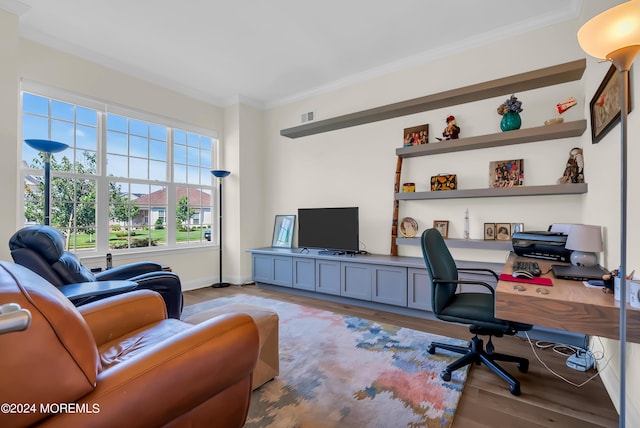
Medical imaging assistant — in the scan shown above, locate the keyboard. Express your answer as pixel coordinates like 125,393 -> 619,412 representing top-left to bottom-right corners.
513,261 -> 542,276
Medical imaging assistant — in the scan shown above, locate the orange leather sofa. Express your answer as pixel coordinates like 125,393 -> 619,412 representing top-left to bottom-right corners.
0,261 -> 259,428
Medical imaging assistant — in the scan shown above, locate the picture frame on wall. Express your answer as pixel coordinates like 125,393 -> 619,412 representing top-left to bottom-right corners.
271,215 -> 296,248
433,220 -> 449,238
484,223 -> 496,240
495,223 -> 511,241
590,64 -> 632,144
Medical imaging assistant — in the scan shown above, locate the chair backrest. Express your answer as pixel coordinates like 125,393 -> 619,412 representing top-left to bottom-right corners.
9,225 -> 96,287
0,261 -> 99,427
420,228 -> 459,314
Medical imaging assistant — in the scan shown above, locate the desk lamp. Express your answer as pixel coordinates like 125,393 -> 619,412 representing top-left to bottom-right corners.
24,139 -> 69,226
578,2 -> 640,426
210,170 -> 231,288
566,224 -> 603,267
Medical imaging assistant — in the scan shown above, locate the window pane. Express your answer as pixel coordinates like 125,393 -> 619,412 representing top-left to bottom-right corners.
22,114 -> 49,142
174,163 -> 187,183
149,140 -> 167,161
129,119 -> 148,137
200,136 -> 212,150
187,166 -> 199,184
150,124 -> 166,141
107,114 -> 127,132
187,147 -> 199,166
107,131 -> 128,155
50,119 -> 74,147
174,144 -> 186,164
149,160 -> 166,181
51,100 -> 74,121
107,154 -> 128,177
129,157 -> 148,180
187,132 -> 199,147
76,107 -> 97,126
76,125 -> 97,151
130,135 -> 149,158
23,93 -> 48,116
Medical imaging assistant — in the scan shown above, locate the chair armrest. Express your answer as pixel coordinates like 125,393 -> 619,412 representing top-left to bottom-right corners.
78,290 -> 167,347
434,278 -> 496,295
58,281 -> 137,306
42,313 -> 260,428
457,267 -> 499,281
94,262 -> 162,280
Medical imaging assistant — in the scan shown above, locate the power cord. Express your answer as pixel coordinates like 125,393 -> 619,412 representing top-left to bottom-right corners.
523,331 -> 610,388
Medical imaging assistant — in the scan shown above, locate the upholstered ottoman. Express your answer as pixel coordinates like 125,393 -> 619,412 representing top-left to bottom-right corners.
183,304 -> 279,390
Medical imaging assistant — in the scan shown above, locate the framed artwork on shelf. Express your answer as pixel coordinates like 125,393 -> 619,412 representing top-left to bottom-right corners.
433,220 -> 449,238
489,159 -> 524,188
590,64 -> 632,144
511,223 -> 524,235
403,124 -> 429,146
271,215 -> 296,248
495,223 -> 511,241
484,223 -> 496,240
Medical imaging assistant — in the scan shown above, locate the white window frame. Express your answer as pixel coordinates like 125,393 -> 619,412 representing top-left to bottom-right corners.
19,80 -> 220,255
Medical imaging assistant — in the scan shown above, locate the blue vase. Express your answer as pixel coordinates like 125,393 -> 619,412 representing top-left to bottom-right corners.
500,111 -> 522,132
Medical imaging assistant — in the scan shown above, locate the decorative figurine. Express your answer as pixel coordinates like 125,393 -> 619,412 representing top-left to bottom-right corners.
438,115 -> 460,140
558,147 -> 584,184
545,96 -> 577,125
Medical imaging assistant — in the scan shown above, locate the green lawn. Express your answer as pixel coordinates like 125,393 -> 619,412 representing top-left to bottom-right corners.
71,229 -> 209,249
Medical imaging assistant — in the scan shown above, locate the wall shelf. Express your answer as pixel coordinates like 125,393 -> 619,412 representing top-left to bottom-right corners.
396,120 -> 587,158
396,183 -> 587,200
280,58 -> 586,139
396,237 -> 513,250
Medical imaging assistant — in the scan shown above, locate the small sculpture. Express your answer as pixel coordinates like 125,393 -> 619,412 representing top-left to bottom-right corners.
558,147 -> 584,184
439,115 -> 460,140
545,97 -> 577,125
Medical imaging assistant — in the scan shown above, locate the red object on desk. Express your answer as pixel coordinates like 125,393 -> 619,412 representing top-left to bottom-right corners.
499,273 -> 553,286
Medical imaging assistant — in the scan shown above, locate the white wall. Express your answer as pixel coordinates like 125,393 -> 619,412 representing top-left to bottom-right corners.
262,0 -> 638,423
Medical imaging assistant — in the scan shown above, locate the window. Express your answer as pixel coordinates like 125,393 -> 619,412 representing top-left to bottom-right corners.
20,88 -> 218,253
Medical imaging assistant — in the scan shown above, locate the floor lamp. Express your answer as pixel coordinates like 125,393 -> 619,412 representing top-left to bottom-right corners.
24,139 -> 69,226
578,2 -> 640,427
211,170 -> 231,288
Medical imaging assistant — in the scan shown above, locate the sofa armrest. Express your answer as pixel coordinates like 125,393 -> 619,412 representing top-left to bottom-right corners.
78,290 -> 167,346
41,313 -> 260,428
58,280 -> 137,306
94,262 -> 162,281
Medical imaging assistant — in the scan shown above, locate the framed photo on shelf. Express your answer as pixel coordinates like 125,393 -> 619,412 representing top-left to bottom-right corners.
484,223 -> 496,240
433,220 -> 449,238
489,159 -> 524,188
511,223 -> 524,235
271,215 -> 296,248
495,223 -> 511,241
590,64 -> 632,144
403,124 -> 429,146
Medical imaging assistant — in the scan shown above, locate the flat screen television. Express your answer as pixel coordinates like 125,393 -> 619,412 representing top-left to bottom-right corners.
298,207 -> 359,254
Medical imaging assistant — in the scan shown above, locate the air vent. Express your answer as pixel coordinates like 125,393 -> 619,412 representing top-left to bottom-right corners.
300,111 -> 315,123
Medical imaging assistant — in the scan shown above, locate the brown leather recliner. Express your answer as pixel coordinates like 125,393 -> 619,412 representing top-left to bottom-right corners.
0,261 -> 259,428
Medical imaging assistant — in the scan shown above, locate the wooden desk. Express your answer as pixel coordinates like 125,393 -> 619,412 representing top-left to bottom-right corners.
496,253 -> 640,343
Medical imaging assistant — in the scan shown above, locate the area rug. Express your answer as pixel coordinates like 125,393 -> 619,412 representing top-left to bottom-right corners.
183,294 -> 470,428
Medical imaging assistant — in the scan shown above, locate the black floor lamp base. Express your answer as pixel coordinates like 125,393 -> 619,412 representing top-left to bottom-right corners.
212,282 -> 231,288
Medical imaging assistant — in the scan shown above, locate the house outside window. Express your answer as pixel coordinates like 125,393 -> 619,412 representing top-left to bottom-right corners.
20,87 -> 218,253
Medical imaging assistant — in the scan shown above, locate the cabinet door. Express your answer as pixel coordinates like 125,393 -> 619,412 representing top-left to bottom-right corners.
272,256 -> 293,287
252,254 -> 273,284
293,257 -> 315,291
341,263 -> 372,301
408,268 -> 432,311
372,265 -> 407,307
316,259 -> 341,295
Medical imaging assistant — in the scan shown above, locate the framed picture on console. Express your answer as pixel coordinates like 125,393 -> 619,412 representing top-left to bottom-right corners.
433,220 -> 449,238
271,215 -> 296,248
495,223 -> 511,241
484,223 -> 496,240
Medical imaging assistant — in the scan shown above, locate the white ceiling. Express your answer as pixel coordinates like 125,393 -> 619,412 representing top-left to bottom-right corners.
4,0 -> 583,108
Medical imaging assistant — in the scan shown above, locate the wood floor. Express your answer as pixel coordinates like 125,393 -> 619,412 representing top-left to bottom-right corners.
183,284 -> 619,428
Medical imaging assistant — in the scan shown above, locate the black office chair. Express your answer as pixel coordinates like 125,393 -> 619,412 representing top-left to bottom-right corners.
9,225 -> 183,319
420,228 -> 532,395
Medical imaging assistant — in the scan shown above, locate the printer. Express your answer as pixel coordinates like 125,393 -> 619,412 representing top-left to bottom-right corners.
511,231 -> 571,262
